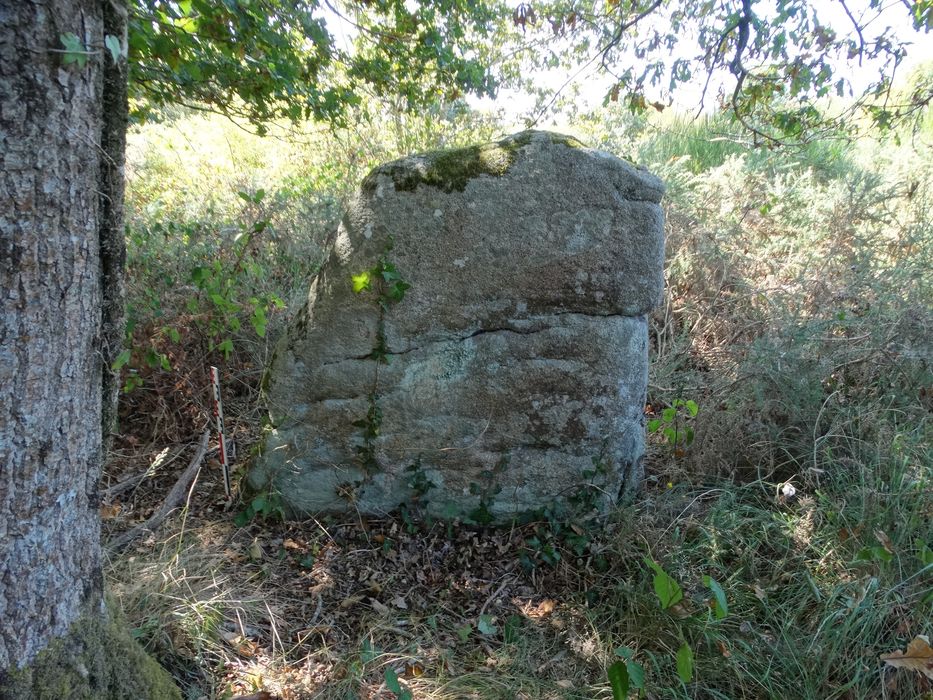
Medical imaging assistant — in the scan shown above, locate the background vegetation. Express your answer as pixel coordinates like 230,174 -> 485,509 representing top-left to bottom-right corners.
103,68 -> 932,699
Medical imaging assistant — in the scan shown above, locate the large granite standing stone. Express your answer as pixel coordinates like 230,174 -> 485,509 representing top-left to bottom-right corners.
251,130 -> 665,522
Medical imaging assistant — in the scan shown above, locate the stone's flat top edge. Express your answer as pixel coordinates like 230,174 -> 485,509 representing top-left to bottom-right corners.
360,129 -> 666,201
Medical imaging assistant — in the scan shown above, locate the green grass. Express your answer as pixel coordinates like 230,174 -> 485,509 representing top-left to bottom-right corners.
108,98 -> 932,699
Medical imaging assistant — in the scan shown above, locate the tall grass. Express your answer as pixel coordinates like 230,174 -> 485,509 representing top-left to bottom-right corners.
110,98 -> 932,699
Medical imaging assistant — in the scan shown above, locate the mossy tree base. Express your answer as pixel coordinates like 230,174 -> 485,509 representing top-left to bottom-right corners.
0,607 -> 180,700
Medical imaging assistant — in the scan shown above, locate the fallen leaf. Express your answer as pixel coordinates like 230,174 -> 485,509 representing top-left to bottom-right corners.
391,595 -> 408,609
668,601 -> 692,618
533,599 -> 556,617
880,635 -> 933,680
282,538 -> 301,550
555,680 -> 573,689
406,662 -> 425,677
100,503 -> 122,519
718,640 -> 731,658
874,529 -> 895,553
339,595 -> 364,609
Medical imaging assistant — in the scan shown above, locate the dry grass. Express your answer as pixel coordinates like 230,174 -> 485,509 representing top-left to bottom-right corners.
107,107 -> 933,699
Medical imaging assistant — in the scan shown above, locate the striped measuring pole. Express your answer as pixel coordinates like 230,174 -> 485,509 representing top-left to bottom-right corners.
210,366 -> 232,498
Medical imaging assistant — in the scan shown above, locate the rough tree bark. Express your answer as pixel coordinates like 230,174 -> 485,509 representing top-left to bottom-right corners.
0,1 -> 178,696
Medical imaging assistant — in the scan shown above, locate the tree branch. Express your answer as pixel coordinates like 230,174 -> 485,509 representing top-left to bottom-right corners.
106,429 -> 210,553
838,0 -> 865,66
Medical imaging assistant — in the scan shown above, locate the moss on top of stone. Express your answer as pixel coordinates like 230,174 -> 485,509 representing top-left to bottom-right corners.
361,130 -> 587,194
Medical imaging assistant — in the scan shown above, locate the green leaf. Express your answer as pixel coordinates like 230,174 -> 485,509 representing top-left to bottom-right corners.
662,407 -> 677,422
684,426 -> 695,445
607,660 -> 629,700
361,638 -> 379,664
644,557 -> 683,609
352,271 -> 372,293
916,539 -> 933,567
111,349 -> 132,371
647,418 -> 661,432
217,338 -> 234,359
477,614 -> 497,636
233,507 -> 253,527
685,400 -> 699,416
384,667 -> 411,699
676,642 -> 694,683
503,615 -> 522,644
456,624 -> 472,642
250,307 -> 267,337
60,33 -> 88,67
627,660 -> 645,690
857,546 -> 893,563
190,266 -> 209,285
703,575 -> 728,619
104,34 -> 122,63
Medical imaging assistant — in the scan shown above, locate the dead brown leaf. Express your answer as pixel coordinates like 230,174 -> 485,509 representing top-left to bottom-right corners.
880,635 -> 933,680
405,662 -> 425,678
874,529 -> 895,553
100,503 -> 122,519
339,595 -> 364,609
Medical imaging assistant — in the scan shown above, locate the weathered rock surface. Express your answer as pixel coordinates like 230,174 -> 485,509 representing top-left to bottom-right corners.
251,130 -> 665,522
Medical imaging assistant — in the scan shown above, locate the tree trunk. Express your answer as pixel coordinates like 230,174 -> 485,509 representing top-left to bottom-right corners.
0,1 -> 177,696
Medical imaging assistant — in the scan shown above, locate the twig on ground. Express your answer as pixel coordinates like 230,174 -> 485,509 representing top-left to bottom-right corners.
107,429 -> 210,553
103,444 -> 183,499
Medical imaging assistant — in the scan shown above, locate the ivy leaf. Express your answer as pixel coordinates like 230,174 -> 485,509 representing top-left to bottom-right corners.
477,614 -> 497,636
384,667 -> 412,699
627,659 -> 645,689
104,34 -> 123,64
352,271 -> 372,293
60,32 -> 88,67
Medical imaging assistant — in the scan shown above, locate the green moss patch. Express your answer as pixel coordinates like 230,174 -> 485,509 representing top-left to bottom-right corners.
0,606 -> 180,700
361,130 -> 587,194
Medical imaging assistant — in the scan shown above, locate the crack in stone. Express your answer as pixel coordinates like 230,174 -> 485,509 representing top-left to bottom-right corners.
320,310 -> 638,367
